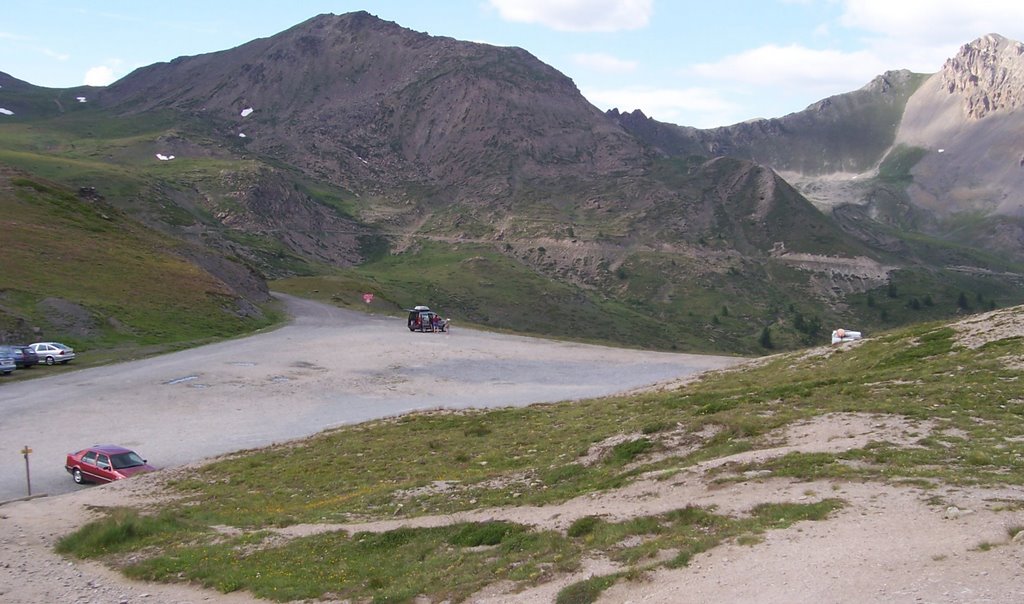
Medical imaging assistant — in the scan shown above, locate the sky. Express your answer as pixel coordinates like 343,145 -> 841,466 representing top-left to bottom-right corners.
3,1 -> 1024,128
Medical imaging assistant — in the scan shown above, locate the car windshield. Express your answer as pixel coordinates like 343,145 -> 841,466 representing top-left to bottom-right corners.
109,451 -> 146,469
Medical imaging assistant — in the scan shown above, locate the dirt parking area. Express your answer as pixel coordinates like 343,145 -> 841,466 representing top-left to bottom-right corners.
2,299 -> 1023,603
0,294 -> 740,501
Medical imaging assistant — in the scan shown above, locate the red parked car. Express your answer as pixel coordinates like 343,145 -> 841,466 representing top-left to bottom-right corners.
65,445 -> 156,485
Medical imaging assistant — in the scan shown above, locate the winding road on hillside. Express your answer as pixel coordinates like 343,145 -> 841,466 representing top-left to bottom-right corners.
0,294 -> 742,502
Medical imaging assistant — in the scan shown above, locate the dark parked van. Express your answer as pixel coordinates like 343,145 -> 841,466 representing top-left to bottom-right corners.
406,305 -> 449,332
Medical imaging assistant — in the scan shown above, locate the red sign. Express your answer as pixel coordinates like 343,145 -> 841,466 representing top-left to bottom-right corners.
362,293 -> 374,304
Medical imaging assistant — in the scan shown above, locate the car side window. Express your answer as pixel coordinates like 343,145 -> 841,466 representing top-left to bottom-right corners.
82,451 -> 97,466
97,454 -> 111,470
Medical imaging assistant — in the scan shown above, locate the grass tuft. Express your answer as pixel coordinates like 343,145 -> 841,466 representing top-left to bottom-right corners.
56,508 -> 195,558
556,574 -> 621,604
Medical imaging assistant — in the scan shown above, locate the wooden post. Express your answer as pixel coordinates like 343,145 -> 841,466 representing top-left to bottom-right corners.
21,445 -> 32,497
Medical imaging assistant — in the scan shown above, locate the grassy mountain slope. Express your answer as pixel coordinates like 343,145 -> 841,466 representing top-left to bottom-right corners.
0,165 -> 279,354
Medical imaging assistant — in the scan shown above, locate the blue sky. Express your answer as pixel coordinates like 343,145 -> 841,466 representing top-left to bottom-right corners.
3,1 -> 1024,128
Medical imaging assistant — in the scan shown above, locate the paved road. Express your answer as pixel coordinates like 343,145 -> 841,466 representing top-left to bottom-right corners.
0,295 -> 742,501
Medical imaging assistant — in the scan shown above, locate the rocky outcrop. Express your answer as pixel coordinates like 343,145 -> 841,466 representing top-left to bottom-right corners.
940,33 -> 1024,119
894,34 -> 1024,219
772,252 -> 893,299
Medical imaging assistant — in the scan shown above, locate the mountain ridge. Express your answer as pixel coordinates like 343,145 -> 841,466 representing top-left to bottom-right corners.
1,13 -> 1022,354
613,32 -> 1024,264
98,12 -> 649,200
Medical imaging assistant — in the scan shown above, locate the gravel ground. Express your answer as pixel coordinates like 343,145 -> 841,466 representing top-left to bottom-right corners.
2,300 -> 1021,603
0,294 -> 740,501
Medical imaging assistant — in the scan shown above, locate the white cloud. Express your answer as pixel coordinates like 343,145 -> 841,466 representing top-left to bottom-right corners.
690,44 -> 889,94
42,48 -> 71,61
83,65 -> 117,86
489,0 -> 653,32
664,1 -> 1024,126
840,0 -> 1024,42
582,85 -> 745,128
838,0 -> 1024,71
571,52 -> 637,73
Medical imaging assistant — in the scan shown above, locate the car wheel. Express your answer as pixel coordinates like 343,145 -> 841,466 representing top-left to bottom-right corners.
45,356 -> 55,365
72,468 -> 85,484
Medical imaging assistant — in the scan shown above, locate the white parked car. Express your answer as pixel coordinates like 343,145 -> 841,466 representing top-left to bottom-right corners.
29,341 -> 76,365
830,329 -> 863,344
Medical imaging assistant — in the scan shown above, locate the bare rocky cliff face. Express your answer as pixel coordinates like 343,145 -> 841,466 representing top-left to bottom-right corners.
896,34 -> 1024,218
942,33 -> 1024,119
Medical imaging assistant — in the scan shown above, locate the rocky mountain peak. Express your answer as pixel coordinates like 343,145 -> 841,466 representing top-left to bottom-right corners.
940,33 -> 1024,119
858,69 -> 916,94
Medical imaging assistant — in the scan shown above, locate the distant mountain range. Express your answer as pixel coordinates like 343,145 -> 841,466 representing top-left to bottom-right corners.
611,33 -> 1024,259
1,12 -> 1022,354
